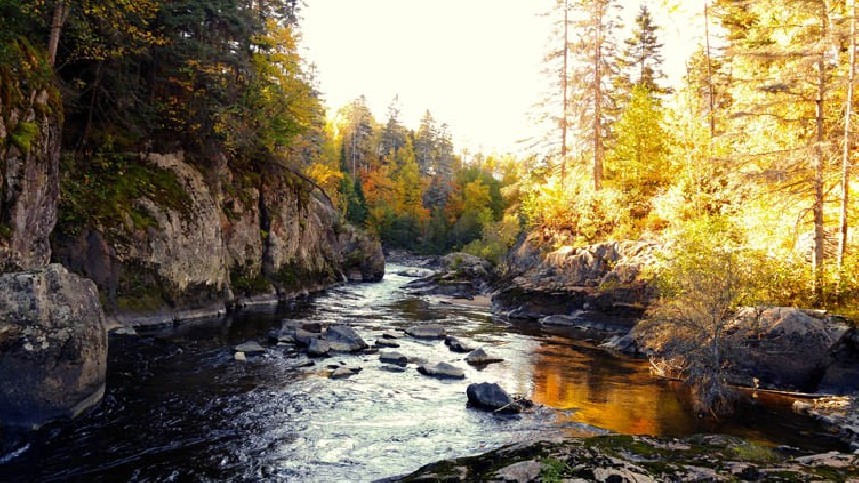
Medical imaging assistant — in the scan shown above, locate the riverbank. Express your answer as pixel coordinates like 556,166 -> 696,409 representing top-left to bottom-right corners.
393,434 -> 859,481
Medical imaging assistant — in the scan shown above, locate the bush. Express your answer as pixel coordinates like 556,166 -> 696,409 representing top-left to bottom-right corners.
635,216 -> 763,416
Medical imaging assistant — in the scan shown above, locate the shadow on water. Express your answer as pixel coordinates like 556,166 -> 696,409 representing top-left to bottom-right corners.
0,264 -> 847,480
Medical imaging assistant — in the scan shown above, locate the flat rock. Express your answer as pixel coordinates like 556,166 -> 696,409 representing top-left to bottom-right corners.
418,362 -> 465,380
234,351 -> 246,361
405,324 -> 446,339
381,332 -> 399,340
326,324 -> 367,352
234,341 -> 266,354
466,348 -> 504,365
494,460 -> 541,481
379,351 -> 408,366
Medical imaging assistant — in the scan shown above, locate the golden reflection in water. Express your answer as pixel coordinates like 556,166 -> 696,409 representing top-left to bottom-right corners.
529,338 -> 692,437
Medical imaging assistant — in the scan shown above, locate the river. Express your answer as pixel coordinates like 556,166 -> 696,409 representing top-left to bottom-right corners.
0,264 -> 846,481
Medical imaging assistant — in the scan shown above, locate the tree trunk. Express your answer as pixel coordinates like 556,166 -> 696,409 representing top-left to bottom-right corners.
839,0 -> 856,274
48,1 -> 67,66
593,1 -> 603,191
813,59 -> 826,305
561,0 -> 569,183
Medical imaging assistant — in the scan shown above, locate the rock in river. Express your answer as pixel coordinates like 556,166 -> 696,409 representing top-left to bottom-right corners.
405,324 -> 446,339
466,348 -> 504,365
0,264 -> 108,429
326,324 -> 367,352
379,351 -> 408,366
446,336 -> 475,353
418,362 -> 465,380
466,382 -> 516,413
307,338 -> 331,357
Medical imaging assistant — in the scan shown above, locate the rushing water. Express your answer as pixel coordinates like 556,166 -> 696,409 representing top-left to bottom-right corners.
0,264 -> 846,481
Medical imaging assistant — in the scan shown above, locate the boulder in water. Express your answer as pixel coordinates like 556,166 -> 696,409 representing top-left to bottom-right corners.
447,337 -> 475,353
417,362 -> 465,380
375,339 -> 400,348
379,351 -> 408,366
326,325 -> 367,352
0,264 -> 108,429
466,382 -> 516,412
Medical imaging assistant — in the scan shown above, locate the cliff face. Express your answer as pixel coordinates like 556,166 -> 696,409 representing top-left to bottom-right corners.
0,91 -> 108,429
52,152 -> 384,324
0,91 -> 61,271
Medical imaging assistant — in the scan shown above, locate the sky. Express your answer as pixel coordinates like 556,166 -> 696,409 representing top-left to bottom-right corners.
300,0 -> 705,156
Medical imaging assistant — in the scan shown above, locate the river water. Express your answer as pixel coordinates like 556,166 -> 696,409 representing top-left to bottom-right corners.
0,264 -> 846,481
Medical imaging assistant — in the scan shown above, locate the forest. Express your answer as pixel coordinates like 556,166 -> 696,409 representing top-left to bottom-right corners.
1,0 -> 857,307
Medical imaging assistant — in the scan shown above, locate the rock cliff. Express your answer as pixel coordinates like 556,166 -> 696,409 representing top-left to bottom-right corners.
0,91 -> 108,429
52,152 -> 383,324
0,91 -> 60,271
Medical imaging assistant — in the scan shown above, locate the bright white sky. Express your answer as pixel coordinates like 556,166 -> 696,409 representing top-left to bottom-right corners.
300,0 -> 704,156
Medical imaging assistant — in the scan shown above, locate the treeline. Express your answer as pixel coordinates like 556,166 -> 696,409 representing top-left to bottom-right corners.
306,96 -> 520,257
1,0 -> 322,176
0,1 -> 519,259
526,1 -> 858,310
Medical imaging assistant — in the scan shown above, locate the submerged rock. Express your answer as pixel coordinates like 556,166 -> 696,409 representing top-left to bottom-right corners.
405,324 -> 446,339
0,264 -> 108,429
466,382 -> 515,412
417,362 -> 465,380
326,324 -> 367,352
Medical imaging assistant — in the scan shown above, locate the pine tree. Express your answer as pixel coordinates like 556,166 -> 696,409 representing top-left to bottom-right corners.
616,4 -> 670,100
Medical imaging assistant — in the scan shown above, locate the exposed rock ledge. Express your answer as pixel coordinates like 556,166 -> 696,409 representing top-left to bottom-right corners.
392,435 -> 858,482
0,264 -> 107,429
52,152 -> 384,326
493,239 -> 658,326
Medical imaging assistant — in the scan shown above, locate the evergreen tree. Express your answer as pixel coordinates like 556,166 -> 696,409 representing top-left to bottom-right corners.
616,4 -> 670,100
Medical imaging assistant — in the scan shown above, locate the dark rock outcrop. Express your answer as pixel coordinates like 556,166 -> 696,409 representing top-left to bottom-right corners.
0,264 -> 107,429
493,238 -> 657,324
725,307 -> 850,391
